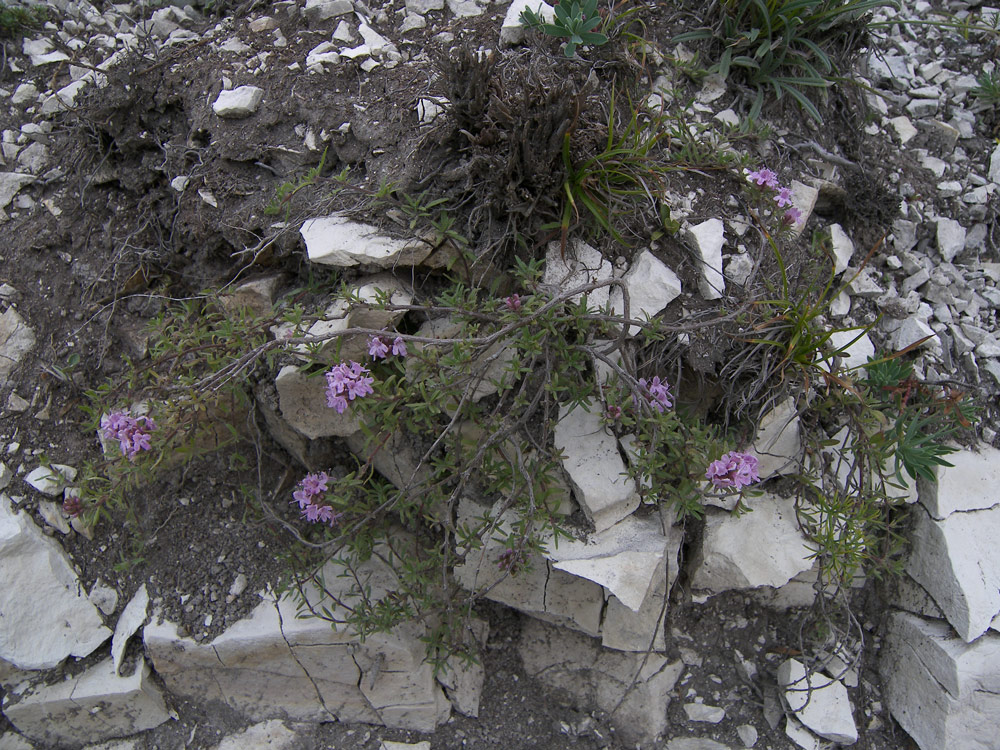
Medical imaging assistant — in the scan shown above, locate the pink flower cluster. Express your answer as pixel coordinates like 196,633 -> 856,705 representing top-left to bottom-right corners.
292,472 -> 344,526
325,361 -> 375,414
744,167 -> 802,226
101,410 -> 157,461
706,451 -> 760,490
638,375 -> 673,413
504,294 -> 522,312
368,334 -> 407,359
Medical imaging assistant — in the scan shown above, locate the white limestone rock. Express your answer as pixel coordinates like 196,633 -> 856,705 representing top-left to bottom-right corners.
828,224 -> 855,274
146,553 -> 452,731
825,330 -> 875,376
917,446 -> 1000,518
906,503 -> 1000,642
275,365 -> 360,439
751,397 -> 800,480
881,611 -> 1000,750
0,307 -> 35,386
500,0 -> 556,45
0,173 -> 35,212
554,404 -> 638,532
453,499 -> 604,636
304,0 -> 354,23
2,658 -> 168,747
936,218 -> 966,262
301,215 -> 433,268
219,275 -> 281,319
213,721 -> 299,750
778,658 -> 857,745
691,493 -> 813,594
685,219 -> 725,300
684,703 -> 726,723
893,317 -> 938,353
0,494 -> 111,672
22,38 -> 70,66
547,513 -> 668,611
518,617 -> 683,746
789,180 -> 819,237
88,580 -> 119,616
543,239 -> 613,310
212,86 -> 264,118
23,464 -> 75,496
111,584 -> 149,675
609,250 -> 682,335
436,650 -> 484,717
989,143 -> 1000,185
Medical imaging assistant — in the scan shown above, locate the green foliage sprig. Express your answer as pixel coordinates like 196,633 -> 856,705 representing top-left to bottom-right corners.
520,0 -> 609,57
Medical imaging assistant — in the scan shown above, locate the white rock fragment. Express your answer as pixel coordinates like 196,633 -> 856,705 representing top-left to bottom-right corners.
919,447 -> 1000,519
609,250 -> 682,335
0,173 -> 35,212
789,180 -> 819,236
3,658 -> 169,746
37,500 -> 70,534
691,493 -> 812,594
304,0 -> 354,23
22,38 -> 70,66
88,580 -> 119,616
553,404 -> 638,533
751,397 -> 800,479
500,0 -> 555,45
906,503 -> 1000,642
0,494 -> 111,671
382,742 -> 431,750
275,365 -> 360,439
881,611 -> 1000,750
23,464 -> 76,496
519,617 -> 683,745
0,306 -> 35,385
737,724 -> 759,747
893,318 -> 937,353
301,215 -> 433,268
11,83 -> 38,106
936,218 -> 966,262
685,219 -> 725,300
417,97 -> 446,124
543,239 -> 613,310
547,514 -> 669,612
684,703 -> 726,723
111,584 -> 149,675
145,554 -> 452,731
888,115 -> 919,143
212,86 -> 264,118
778,658 -> 857,745
989,143 -> 1000,185
826,330 -> 875,375
828,223 -> 855,274
214,721 -> 298,750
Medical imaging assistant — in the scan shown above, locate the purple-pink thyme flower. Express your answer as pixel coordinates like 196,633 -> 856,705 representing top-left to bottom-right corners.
638,375 -> 673,413
292,472 -> 344,527
100,410 -> 157,461
368,334 -> 408,360
706,451 -> 760,490
744,166 -> 801,226
325,361 -> 374,414
504,293 -> 522,312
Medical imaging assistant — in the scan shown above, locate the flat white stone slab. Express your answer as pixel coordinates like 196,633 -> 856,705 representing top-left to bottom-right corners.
778,658 -> 857,744
609,250 -> 682,335
301,215 -> 433,268
691,493 -> 812,594
2,658 -> 168,747
881,611 -> 1000,750
553,404 -> 638,533
918,446 -> 1000,518
0,494 -> 110,671
907,504 -> 1000,642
